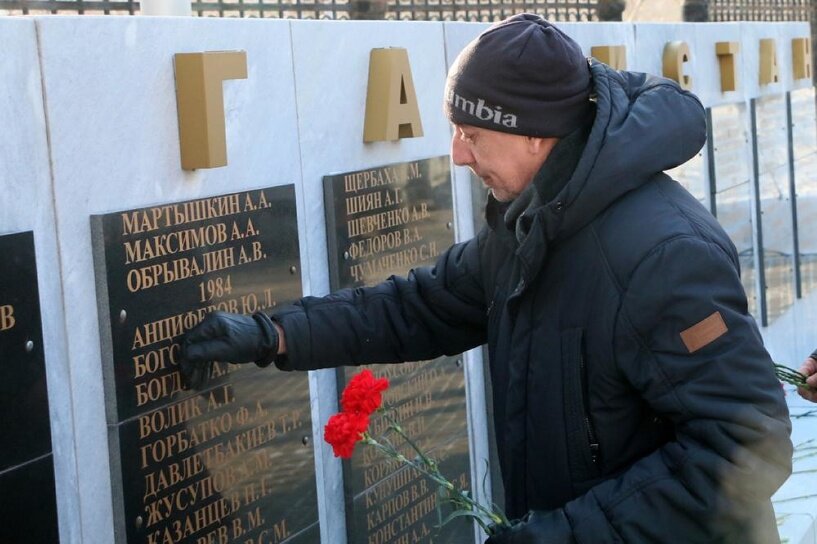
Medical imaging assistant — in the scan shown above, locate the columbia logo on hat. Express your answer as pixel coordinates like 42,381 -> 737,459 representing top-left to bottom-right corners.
446,89 -> 518,128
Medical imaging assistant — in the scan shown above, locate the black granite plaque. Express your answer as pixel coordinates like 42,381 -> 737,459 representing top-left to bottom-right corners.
324,156 -> 454,289
0,231 -> 51,470
92,187 -> 318,543
0,455 -> 59,544
0,230 -> 59,543
324,157 -> 474,544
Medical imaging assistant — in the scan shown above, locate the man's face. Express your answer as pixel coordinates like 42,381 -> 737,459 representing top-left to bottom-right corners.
451,124 -> 556,202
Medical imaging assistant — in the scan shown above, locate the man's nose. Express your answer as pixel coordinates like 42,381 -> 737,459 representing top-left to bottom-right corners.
451,133 -> 473,166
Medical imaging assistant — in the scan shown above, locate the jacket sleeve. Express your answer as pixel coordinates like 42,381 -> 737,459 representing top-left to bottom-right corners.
560,236 -> 792,542
269,231 -> 488,371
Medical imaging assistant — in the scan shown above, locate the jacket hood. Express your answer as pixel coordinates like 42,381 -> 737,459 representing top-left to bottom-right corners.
538,62 -> 706,242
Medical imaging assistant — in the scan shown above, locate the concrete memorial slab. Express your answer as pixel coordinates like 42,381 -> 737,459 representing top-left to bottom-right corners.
324,156 -> 472,544
792,87 -> 817,303
738,23 -> 802,336
292,20 -> 481,543
739,22 -> 816,369
7,14 -> 813,544
754,93 -> 796,326
291,20 -> 452,288
689,23 -> 745,108
709,102 -> 759,319
35,16 -> 315,543
739,22 -> 810,100
0,17 -> 78,544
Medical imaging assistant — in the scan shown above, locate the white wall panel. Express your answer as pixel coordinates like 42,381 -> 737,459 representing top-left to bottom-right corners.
0,18 -> 81,544
36,16 -> 304,543
290,19 -> 453,542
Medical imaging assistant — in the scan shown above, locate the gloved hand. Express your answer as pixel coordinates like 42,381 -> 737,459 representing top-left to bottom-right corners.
485,510 -> 575,544
179,311 -> 279,389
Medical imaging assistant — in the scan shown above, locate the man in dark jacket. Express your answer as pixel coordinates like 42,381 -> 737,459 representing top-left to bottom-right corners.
181,14 -> 793,543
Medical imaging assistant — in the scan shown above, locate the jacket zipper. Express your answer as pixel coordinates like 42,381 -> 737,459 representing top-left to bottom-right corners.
579,349 -> 600,465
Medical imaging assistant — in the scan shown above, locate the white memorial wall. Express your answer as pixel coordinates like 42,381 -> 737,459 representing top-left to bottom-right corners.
0,16 -> 814,543
0,17 -> 81,544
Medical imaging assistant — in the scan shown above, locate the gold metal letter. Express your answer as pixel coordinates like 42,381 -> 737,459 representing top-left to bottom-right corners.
792,37 -> 812,81
174,51 -> 248,170
590,45 -> 627,70
715,41 -> 739,92
759,39 -> 779,85
363,48 -> 423,143
662,41 -> 692,90
0,305 -> 15,331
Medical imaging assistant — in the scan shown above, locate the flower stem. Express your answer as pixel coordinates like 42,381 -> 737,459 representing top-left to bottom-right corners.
791,409 -> 817,419
775,493 -> 817,504
775,364 -> 813,390
363,430 -> 506,527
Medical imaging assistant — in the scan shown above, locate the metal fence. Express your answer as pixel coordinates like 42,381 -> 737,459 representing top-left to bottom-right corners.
708,0 -> 815,22
0,0 -> 137,14
0,0 -> 601,20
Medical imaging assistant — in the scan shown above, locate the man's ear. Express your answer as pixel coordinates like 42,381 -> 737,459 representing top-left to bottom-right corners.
527,136 -> 559,156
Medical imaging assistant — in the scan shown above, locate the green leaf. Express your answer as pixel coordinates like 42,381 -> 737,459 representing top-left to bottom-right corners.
492,502 -> 512,526
481,459 -> 491,498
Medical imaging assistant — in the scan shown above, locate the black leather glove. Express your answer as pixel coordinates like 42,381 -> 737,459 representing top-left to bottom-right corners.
179,311 -> 279,389
485,510 -> 575,544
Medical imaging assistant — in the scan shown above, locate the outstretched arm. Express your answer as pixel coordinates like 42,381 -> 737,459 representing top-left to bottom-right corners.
270,234 -> 488,371
181,232 -> 488,373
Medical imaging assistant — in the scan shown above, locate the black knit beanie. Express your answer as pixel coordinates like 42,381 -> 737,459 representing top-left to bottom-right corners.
444,14 -> 593,138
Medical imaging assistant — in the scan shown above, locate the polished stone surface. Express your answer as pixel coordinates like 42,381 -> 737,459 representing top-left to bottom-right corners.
323,156 -> 454,290
93,187 -> 318,543
115,372 -> 317,544
0,455 -> 59,544
342,357 -> 472,544
0,231 -> 52,472
92,186 -> 303,422
325,158 -> 473,543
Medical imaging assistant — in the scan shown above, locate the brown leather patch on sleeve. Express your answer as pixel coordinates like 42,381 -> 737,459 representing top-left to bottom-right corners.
680,311 -> 728,353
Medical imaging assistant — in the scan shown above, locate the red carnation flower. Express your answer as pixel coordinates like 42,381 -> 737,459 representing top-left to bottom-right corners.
341,369 -> 389,415
323,411 -> 370,459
